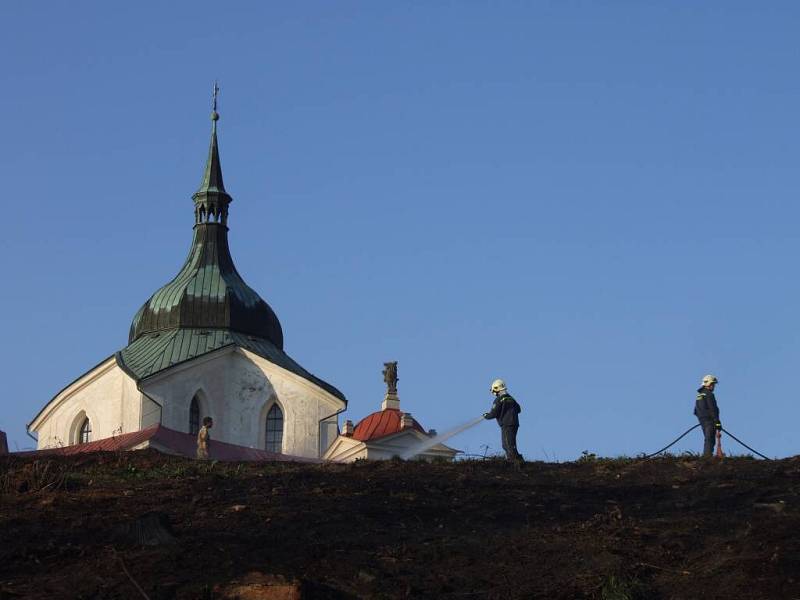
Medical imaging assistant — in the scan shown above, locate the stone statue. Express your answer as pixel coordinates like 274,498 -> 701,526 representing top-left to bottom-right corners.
383,361 -> 398,395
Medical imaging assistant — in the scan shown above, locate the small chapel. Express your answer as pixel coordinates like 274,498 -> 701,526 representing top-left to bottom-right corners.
323,362 -> 459,462
26,92 -> 459,463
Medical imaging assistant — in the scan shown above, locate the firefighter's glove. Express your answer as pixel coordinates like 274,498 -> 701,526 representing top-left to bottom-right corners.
482,413 -> 490,419
715,422 -> 722,431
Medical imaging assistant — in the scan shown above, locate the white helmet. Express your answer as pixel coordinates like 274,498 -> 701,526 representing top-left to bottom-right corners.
490,379 -> 507,394
701,374 -> 718,387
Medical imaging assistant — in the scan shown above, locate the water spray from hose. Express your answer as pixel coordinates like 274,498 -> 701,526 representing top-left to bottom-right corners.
399,415 -> 486,460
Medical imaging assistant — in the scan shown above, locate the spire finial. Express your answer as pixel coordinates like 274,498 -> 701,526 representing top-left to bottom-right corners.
193,81 -> 231,223
211,81 -> 220,122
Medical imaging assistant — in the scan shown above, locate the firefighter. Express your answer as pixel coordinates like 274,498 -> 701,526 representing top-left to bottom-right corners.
196,416 -> 213,460
483,379 -> 523,463
694,375 -> 721,457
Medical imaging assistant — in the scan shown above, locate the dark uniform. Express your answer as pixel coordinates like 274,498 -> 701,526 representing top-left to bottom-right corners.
694,387 -> 721,457
484,393 -> 523,461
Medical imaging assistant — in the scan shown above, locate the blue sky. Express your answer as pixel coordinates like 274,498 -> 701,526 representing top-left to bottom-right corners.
2,2 -> 798,459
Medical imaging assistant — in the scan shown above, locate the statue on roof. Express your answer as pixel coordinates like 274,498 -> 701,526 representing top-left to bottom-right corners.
383,361 -> 398,395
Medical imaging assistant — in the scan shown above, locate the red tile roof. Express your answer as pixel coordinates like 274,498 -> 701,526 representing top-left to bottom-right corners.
351,409 -> 426,442
16,425 -> 319,462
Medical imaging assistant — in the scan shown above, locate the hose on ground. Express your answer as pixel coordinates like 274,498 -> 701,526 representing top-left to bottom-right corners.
642,424 -> 700,459
643,424 -> 772,460
463,425 -> 771,461
721,427 -> 771,460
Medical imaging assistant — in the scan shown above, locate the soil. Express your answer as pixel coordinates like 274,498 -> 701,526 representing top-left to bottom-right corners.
1,450 -> 799,599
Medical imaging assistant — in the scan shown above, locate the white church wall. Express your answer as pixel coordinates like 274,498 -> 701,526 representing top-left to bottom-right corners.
323,431 -> 459,463
140,347 -> 344,458
240,349 -> 345,458
231,349 -> 324,455
31,358 -> 142,449
140,392 -> 162,429
338,445 -> 368,462
366,435 -> 457,462
364,432 -> 425,461
141,348 -> 234,439
322,436 -> 368,462
319,419 -> 339,456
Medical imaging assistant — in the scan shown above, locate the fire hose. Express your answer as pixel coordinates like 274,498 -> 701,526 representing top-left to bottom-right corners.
643,424 -> 771,460
642,424 -> 700,459
721,427 -> 771,460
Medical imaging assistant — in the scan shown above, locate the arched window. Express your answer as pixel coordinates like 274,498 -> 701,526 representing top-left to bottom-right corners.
189,396 -> 200,435
79,418 -> 92,444
265,404 -> 283,453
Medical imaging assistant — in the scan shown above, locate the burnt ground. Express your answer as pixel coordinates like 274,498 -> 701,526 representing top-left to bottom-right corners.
1,451 -> 799,600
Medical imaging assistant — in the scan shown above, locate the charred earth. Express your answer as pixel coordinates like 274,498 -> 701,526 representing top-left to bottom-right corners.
1,450 -> 798,599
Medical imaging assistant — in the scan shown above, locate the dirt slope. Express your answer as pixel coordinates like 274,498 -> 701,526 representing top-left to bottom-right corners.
1,451 -> 798,599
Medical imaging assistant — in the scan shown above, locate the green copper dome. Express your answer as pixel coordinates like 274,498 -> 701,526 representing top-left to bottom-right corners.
128,105 -> 284,349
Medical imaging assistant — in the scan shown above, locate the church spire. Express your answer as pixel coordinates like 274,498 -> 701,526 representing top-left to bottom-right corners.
193,82 -> 233,226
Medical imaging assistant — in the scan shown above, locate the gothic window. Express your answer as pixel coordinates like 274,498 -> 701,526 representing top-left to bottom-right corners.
79,418 -> 92,444
265,404 -> 283,453
189,396 -> 200,435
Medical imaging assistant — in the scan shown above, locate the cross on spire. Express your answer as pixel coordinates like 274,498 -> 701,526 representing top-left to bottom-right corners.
211,81 -> 220,122
193,82 -> 231,225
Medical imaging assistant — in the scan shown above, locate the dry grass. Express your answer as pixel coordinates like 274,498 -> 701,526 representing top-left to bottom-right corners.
0,458 -> 72,494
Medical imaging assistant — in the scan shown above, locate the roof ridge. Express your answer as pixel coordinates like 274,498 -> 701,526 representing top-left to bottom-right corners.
117,329 -> 345,403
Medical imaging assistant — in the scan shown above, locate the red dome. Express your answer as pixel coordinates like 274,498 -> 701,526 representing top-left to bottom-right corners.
351,409 -> 426,442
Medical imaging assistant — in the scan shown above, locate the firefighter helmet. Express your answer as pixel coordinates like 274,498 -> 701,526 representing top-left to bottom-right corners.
701,374 -> 718,387
490,379 -> 507,394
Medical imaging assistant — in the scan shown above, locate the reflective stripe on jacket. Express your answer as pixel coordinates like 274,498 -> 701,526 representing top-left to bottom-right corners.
694,387 -> 720,422
486,393 -> 521,427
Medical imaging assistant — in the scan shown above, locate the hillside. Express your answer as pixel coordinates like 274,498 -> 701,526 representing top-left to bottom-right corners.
1,451 -> 798,599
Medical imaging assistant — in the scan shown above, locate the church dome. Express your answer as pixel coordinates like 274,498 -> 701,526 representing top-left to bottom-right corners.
128,225 -> 284,347
351,408 -> 426,442
128,100 -> 284,348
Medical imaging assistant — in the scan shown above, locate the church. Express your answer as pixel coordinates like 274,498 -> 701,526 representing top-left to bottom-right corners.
324,363 -> 458,462
26,93 -> 458,462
